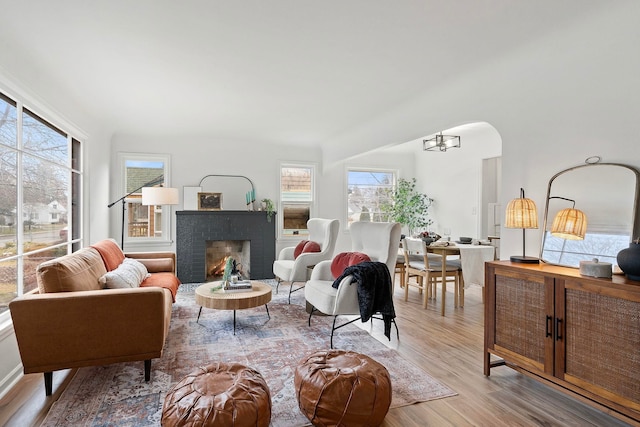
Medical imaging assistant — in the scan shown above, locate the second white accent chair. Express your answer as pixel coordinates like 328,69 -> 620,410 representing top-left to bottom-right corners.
273,218 -> 339,303
305,221 -> 402,347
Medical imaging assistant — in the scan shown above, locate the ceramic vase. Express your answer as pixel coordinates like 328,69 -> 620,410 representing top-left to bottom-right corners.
616,242 -> 640,281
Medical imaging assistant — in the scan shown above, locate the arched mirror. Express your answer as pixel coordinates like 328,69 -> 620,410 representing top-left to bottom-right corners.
540,160 -> 640,268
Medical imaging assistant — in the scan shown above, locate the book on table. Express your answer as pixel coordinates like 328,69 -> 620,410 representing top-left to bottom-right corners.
224,280 -> 253,292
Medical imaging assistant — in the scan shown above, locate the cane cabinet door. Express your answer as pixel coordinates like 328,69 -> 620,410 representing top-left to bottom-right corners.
556,277 -> 640,414
487,267 -> 555,376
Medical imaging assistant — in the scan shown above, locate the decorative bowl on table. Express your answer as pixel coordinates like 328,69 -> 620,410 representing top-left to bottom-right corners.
458,237 -> 473,244
421,237 -> 435,245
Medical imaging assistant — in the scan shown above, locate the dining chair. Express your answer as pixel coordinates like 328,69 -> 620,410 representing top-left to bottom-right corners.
401,238 -> 462,310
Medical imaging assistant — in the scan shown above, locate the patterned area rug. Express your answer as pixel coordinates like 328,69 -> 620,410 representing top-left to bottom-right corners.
42,281 -> 456,426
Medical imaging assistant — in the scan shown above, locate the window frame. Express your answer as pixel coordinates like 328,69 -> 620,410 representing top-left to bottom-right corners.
0,88 -> 84,321
117,152 -> 173,248
278,162 -> 316,240
345,167 -> 397,229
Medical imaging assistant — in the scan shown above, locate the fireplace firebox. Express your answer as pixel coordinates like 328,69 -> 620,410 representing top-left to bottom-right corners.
205,240 -> 250,281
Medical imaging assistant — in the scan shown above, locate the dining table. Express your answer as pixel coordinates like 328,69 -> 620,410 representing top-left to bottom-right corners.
427,242 -> 495,316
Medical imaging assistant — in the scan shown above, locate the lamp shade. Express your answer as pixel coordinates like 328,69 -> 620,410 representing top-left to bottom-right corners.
505,197 -> 539,229
141,187 -> 179,206
551,208 -> 587,240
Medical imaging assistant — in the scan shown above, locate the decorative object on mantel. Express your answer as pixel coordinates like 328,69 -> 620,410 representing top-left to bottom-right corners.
246,189 -> 256,210
579,258 -> 612,279
261,198 -> 275,222
197,192 -> 222,210
183,186 -> 202,210
199,173 -> 256,211
505,187 -> 540,264
617,239 -> 640,281
423,132 -> 461,152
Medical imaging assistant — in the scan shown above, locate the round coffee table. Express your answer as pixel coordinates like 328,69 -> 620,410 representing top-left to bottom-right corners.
195,281 -> 272,334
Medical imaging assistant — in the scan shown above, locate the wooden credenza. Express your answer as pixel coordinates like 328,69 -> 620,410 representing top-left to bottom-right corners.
484,261 -> 640,424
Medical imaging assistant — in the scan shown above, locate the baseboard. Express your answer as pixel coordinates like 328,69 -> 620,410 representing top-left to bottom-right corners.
0,363 -> 23,401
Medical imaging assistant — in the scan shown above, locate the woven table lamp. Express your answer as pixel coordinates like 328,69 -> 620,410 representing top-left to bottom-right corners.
551,206 -> 587,240
505,188 -> 540,263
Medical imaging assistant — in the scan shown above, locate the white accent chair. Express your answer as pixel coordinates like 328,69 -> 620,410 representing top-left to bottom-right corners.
305,221 -> 401,348
273,218 -> 339,303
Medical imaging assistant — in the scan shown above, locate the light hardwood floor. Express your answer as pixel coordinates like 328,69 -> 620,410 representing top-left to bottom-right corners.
0,278 -> 636,426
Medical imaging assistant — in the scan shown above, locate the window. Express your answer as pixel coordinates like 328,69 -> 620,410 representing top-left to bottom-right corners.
117,153 -> 172,246
347,168 -> 395,227
0,91 -> 83,316
279,164 -> 315,237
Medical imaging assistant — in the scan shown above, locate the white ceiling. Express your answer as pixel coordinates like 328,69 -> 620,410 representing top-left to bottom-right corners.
0,1 -> 607,146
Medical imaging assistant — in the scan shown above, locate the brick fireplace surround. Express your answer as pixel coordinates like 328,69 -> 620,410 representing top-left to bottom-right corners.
176,211 -> 276,283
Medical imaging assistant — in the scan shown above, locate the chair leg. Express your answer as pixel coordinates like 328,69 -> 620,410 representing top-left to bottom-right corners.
330,316 -> 338,349
308,306 -> 316,326
423,281 -> 429,308
454,275 -> 459,308
404,271 -> 410,301
275,277 -> 282,294
288,281 -> 305,304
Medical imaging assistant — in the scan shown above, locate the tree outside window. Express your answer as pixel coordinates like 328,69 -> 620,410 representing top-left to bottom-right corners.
347,169 -> 395,227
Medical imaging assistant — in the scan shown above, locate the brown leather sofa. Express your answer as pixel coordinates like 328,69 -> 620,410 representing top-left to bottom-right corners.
9,239 -> 180,395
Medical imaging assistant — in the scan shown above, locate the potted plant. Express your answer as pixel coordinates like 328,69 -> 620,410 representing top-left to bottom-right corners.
383,178 -> 433,237
261,198 -> 275,222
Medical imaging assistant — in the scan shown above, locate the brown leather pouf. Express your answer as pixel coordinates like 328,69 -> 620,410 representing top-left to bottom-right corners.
294,350 -> 392,427
162,362 -> 271,427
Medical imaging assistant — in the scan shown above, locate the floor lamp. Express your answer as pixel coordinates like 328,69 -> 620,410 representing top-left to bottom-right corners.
107,175 -> 176,248
141,186 -> 180,235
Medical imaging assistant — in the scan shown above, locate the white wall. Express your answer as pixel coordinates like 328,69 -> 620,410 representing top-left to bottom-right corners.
110,134 -> 414,256
321,2 -> 640,260
412,123 -> 502,240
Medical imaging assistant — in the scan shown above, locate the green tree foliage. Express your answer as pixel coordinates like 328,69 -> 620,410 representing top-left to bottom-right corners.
383,178 -> 433,235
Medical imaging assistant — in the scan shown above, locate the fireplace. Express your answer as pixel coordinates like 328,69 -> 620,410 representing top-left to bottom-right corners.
205,240 -> 250,281
176,210 -> 276,283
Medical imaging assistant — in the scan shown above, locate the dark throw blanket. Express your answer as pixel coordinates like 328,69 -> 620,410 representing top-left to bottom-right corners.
332,261 -> 396,340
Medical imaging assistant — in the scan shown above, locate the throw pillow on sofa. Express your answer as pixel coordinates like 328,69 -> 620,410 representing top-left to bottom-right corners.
99,258 -> 151,289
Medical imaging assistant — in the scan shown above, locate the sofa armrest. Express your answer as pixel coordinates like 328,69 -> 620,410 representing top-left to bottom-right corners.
125,251 -> 176,273
9,287 -> 171,374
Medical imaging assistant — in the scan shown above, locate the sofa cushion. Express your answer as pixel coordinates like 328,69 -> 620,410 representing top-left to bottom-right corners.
99,258 -> 150,289
91,238 -> 125,271
141,272 -> 180,302
36,247 -> 107,293
131,257 -> 174,273
330,252 -> 371,279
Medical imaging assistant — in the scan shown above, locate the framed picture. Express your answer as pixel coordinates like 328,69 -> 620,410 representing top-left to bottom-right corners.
198,192 -> 222,210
